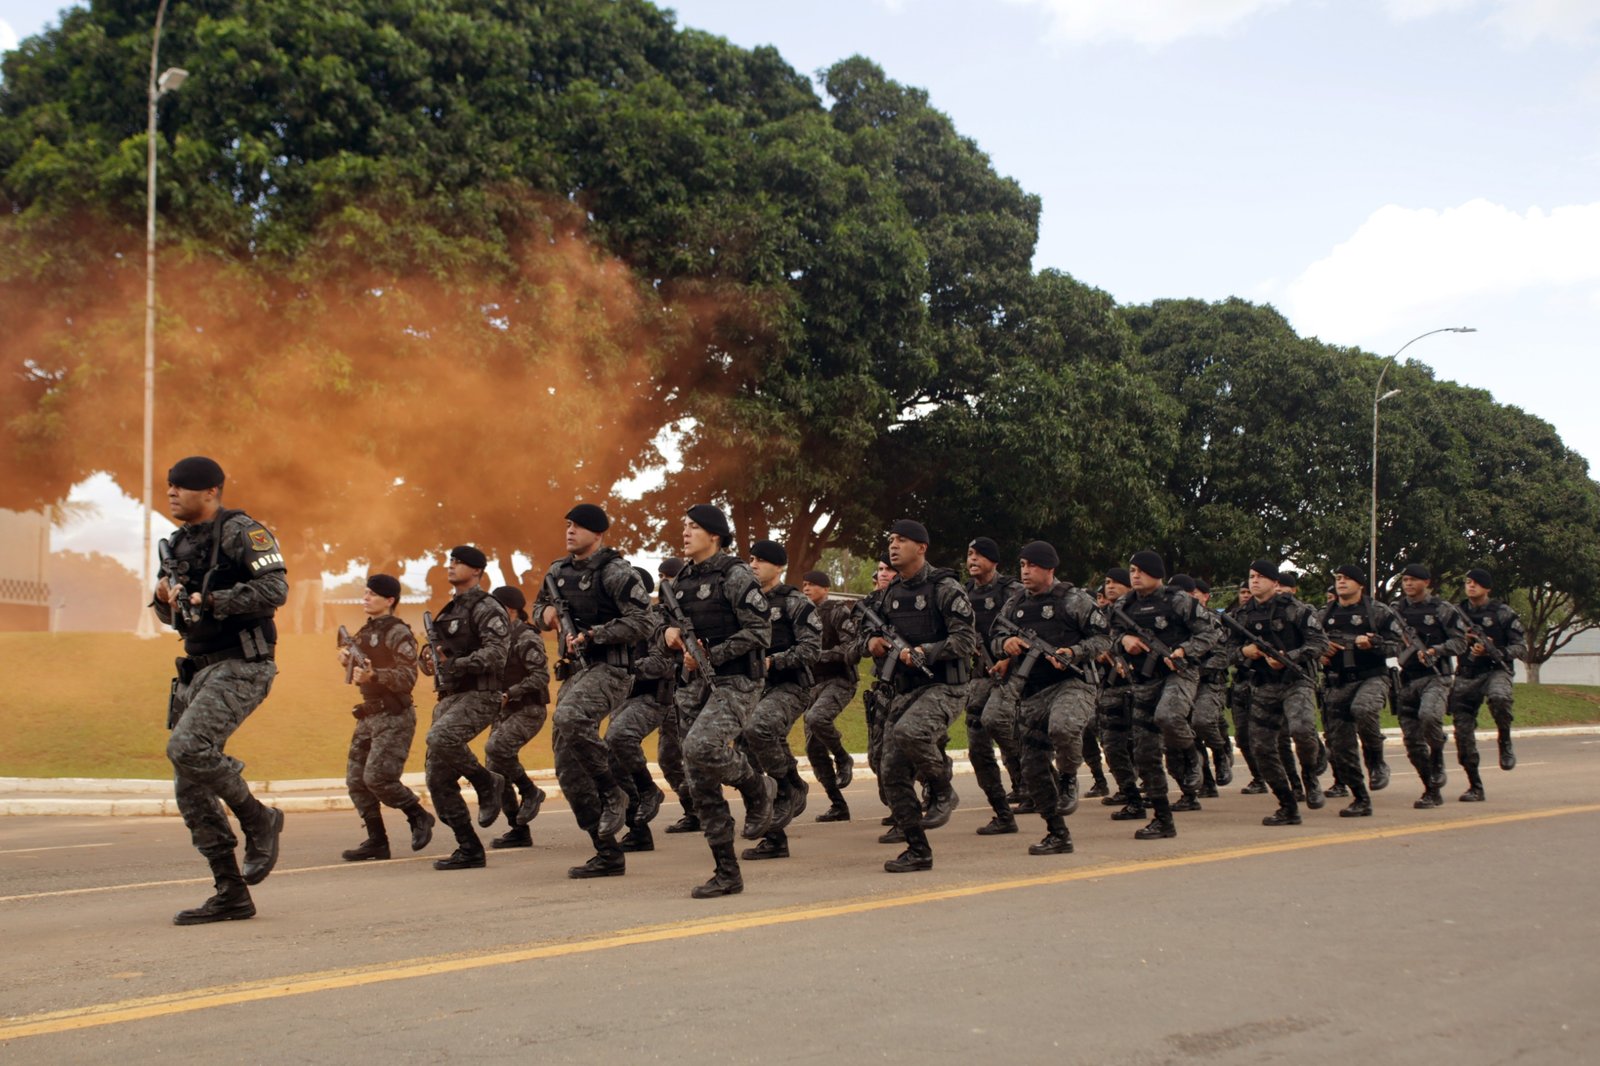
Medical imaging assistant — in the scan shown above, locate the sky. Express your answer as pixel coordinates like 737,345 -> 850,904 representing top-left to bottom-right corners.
5,0 -> 1598,582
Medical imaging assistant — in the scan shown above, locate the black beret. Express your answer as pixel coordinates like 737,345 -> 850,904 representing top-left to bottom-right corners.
366,574 -> 402,602
633,567 -> 655,595
1466,567 -> 1493,589
1106,567 -> 1131,586
1019,540 -> 1059,570
450,545 -> 487,570
658,558 -> 685,579
889,519 -> 929,545
1401,563 -> 1431,581
1334,564 -> 1366,585
1194,578 -> 1211,595
1169,574 -> 1197,592
565,503 -> 610,534
750,540 -> 788,566
878,552 -> 892,567
1129,550 -> 1166,580
167,456 -> 225,491
1249,559 -> 1280,582
802,570 -> 831,587
686,504 -> 731,543
968,537 -> 1001,563
1278,570 -> 1300,589
491,586 -> 526,611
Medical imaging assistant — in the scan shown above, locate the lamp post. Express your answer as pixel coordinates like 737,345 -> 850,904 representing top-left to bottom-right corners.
1369,326 -> 1477,594
137,0 -> 187,637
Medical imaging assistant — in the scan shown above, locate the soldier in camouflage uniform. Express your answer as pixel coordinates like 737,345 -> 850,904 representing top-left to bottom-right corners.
990,541 -> 1109,856
859,556 -> 897,826
1231,560 -> 1331,827
801,569 -> 861,822
662,505 -> 775,898
1449,568 -> 1526,801
1392,563 -> 1470,809
605,567 -> 676,853
1170,576 -> 1233,797
863,520 -> 977,873
740,541 -> 823,861
338,574 -> 434,861
1109,551 -> 1221,840
420,545 -> 510,869
534,504 -> 654,879
484,586 -> 551,850
1095,570 -> 1143,821
656,558 -> 703,835
964,538 -> 1026,836
1227,581 -> 1269,795
1316,564 -> 1403,817
152,457 -> 287,925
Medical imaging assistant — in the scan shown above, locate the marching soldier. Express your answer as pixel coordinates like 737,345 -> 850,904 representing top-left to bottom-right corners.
1171,575 -> 1232,796
1096,570 -> 1142,820
1316,564 -> 1403,816
484,586 -> 551,849
801,569 -> 861,822
1392,564 -> 1470,808
1449,568 -> 1527,801
964,537 -> 1027,835
656,558 -> 702,835
603,567 -> 676,853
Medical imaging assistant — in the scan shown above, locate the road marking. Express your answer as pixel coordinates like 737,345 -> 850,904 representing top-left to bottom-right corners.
2,803 -> 1596,1042
0,854 -> 441,903
0,843 -> 114,856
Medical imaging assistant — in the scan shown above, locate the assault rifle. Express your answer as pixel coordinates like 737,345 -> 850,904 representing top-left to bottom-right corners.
858,599 -> 934,684
336,625 -> 370,684
156,536 -> 205,628
1391,605 -> 1447,676
990,614 -> 1074,685
1458,611 -> 1513,673
419,610 -> 445,693
657,577 -> 718,690
1214,608 -> 1312,685
542,571 -> 586,679
1109,604 -> 1192,679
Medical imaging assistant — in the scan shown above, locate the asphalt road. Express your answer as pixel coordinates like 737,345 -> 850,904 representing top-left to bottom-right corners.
3,735 -> 1597,1064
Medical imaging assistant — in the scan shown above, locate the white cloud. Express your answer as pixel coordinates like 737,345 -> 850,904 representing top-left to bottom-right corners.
1284,198 -> 1600,338
1384,0 -> 1600,43
1006,0 -> 1290,47
0,18 -> 20,53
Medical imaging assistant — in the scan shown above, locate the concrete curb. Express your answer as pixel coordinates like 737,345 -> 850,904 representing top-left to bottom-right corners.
5,725 -> 1596,817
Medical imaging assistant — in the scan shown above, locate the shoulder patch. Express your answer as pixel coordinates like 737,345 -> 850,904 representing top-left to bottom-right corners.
630,582 -> 651,605
247,528 -> 274,552
950,595 -> 973,617
486,614 -> 508,636
806,612 -> 824,631
745,588 -> 767,610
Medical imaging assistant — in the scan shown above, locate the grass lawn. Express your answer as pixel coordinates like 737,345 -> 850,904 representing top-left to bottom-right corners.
3,633 -> 1596,780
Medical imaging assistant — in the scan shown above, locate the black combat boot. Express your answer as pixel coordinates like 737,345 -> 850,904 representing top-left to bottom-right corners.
569,829 -> 626,879
881,813 -> 897,826
1028,816 -> 1073,855
879,824 -> 907,844
1429,747 -> 1448,790
491,823 -> 532,849
516,780 -> 547,826
1057,773 -> 1080,817
403,803 -> 436,851
1102,789 -> 1130,807
1241,779 -> 1269,795
619,824 -> 655,852
434,820 -> 486,869
239,803 -> 284,886
473,770 -> 506,829
1086,773 -> 1110,799
1314,736 -> 1330,778
664,811 -> 701,834
834,748 -> 855,789
884,825 -> 934,873
1459,758 -> 1485,802
690,841 -> 744,898
633,778 -> 665,826
1325,766 -> 1350,799
1179,747 -> 1203,796
921,780 -> 960,830
742,830 -> 789,861
976,809 -> 1018,835
773,770 -> 809,828
1365,741 -> 1390,790
1110,787 -> 1147,821
1497,726 -> 1516,771
175,852 -> 256,926
1340,780 -> 1372,818
815,801 -> 851,822
737,774 -> 778,840
1213,742 -> 1234,787
1262,787 -> 1302,826
596,782 -> 629,840
1302,757 -> 1325,810
1135,796 -> 1177,840
341,816 -> 390,861
1199,758 -> 1219,799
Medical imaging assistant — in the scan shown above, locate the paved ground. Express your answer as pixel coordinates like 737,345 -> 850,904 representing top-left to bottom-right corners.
3,735 -> 1597,1064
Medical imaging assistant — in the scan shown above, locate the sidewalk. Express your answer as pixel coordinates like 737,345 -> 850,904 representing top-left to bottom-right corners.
4,726 -> 1595,816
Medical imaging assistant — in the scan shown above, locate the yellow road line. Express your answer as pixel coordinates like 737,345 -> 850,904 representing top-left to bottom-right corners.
3,803 -> 1596,1042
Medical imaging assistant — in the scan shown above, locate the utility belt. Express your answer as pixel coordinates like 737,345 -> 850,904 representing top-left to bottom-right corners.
696,648 -> 766,682
1198,667 -> 1228,684
767,663 -> 814,689
629,676 -> 676,704
354,692 -> 413,720
1400,661 -> 1453,684
440,672 -> 501,696
181,621 -> 276,671
813,659 -> 855,681
1324,665 -> 1387,687
892,657 -> 970,696
584,642 -> 634,669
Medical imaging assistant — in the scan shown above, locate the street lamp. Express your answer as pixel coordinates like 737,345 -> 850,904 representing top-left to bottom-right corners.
1369,326 -> 1477,594
137,0 -> 187,637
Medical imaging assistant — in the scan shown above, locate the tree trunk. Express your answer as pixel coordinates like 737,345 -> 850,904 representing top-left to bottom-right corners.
1525,659 -> 1541,685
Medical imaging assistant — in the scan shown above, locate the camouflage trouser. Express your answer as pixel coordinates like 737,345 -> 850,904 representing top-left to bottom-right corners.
1096,684 -> 1137,796
865,682 -> 892,801
657,700 -> 693,814
1018,678 -> 1095,821
425,690 -> 499,830
1397,673 -> 1452,780
486,699 -> 549,809
882,682 -> 964,835
1448,671 -> 1514,768
1130,674 -> 1198,798
745,682 -> 808,780
1248,680 -> 1318,796
1191,678 -> 1230,760
1322,677 -> 1388,789
1229,680 -> 1255,777
966,675 -> 1016,813
168,658 -> 277,860
1082,712 -> 1104,783
552,664 -> 632,831
606,694 -> 666,807
679,675 -> 764,847
346,705 -> 419,822
803,676 -> 857,799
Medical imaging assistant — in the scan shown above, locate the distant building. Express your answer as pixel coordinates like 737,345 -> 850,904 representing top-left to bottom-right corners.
1516,628 -> 1600,686
0,509 -> 51,631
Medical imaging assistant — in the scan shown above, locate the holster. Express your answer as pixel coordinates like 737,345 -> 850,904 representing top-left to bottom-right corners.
166,677 -> 181,730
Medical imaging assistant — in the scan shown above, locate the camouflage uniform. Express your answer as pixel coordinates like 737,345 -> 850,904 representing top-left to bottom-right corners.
1393,594 -> 1469,801
345,613 -> 423,825
1189,630 -> 1233,791
607,606 -> 677,829
855,593 -> 894,808
992,581 -> 1109,828
865,565 -> 977,856
1232,592 -> 1331,818
964,572 -> 1024,818
1449,598 -> 1525,789
485,617 -> 551,822
744,583 -> 822,833
803,596 -> 862,810
1225,614 -> 1261,788
155,510 -> 288,868
1095,651 -> 1139,805
1318,595 -> 1403,794
424,588 -> 509,850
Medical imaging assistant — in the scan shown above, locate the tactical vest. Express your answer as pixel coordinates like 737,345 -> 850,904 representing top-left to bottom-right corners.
1457,600 -> 1515,679
1237,594 -> 1311,685
765,585 -> 814,688
673,555 -> 763,678
1120,587 -> 1196,679
168,510 -> 279,657
814,599 -> 859,682
356,614 -> 414,713
502,622 -> 549,706
1321,599 -> 1388,684
434,588 -> 501,692
550,549 -> 625,630
1395,596 -> 1457,679
966,575 -> 1015,663
1010,584 -> 1090,694
883,568 -> 969,690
